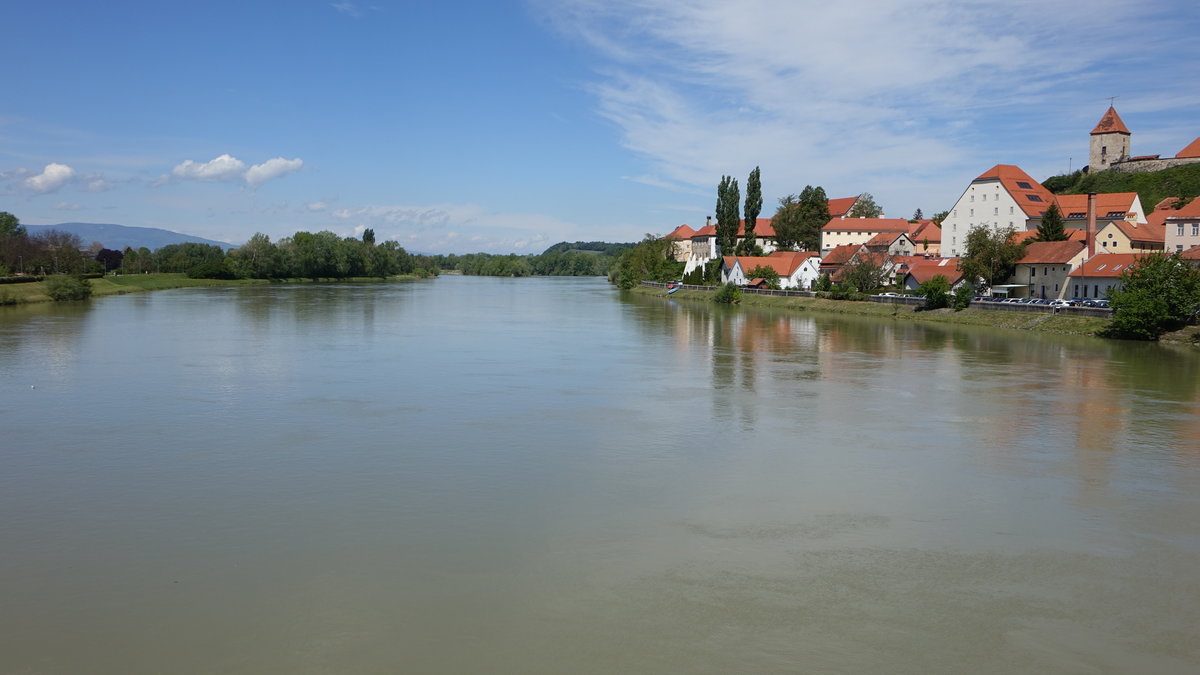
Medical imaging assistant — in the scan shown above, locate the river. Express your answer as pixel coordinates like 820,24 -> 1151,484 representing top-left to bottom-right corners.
2,275 -> 1198,674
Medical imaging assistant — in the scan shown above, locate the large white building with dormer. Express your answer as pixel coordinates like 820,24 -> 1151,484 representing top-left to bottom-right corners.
940,164 -> 1055,257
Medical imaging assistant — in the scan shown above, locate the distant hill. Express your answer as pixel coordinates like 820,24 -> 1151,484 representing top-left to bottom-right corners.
540,241 -> 636,256
1042,163 -> 1200,210
24,222 -> 235,251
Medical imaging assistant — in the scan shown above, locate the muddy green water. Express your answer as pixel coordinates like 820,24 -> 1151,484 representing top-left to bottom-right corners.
2,275 -> 1199,674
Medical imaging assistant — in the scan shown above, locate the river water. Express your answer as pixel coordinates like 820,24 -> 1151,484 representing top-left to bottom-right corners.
2,275 -> 1199,674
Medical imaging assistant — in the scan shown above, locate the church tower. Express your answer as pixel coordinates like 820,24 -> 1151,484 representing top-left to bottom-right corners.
1089,106 -> 1130,172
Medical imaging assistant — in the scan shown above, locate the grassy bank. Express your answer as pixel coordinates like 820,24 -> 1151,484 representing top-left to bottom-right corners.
1,273 -> 427,305
637,285 -> 1113,337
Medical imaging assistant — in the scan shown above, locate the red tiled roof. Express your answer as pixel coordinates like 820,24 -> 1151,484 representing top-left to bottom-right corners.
735,218 -> 776,237
1163,198 -> 1200,220
821,217 -> 914,232
865,231 -> 903,247
1068,253 -> 1144,278
1182,245 -> 1200,261
664,224 -> 696,240
1146,198 -> 1182,227
1012,229 -> 1087,245
1104,220 -> 1164,244
728,254 -> 809,277
1177,137 -> 1200,159
1054,192 -> 1141,221
974,164 -> 1057,218
905,259 -> 963,285
820,244 -> 861,266
909,221 -> 941,243
692,225 -> 717,237
827,196 -> 859,217
1018,240 -> 1086,264
1091,106 -> 1131,135
768,250 -> 818,261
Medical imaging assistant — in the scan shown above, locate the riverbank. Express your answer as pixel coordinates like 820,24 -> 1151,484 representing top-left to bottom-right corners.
0,273 -> 428,305
635,284 -> 1120,337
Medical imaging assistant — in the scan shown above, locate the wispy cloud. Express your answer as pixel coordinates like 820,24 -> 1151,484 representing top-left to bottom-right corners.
52,201 -> 84,211
534,0 -> 1190,214
331,1 -> 366,18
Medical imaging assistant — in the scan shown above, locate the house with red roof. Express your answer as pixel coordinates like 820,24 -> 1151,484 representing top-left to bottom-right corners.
1054,192 -> 1146,227
864,231 -> 917,257
1067,253 -> 1145,300
820,217 -> 917,254
818,244 -> 864,277
901,258 -> 965,293
1094,219 -> 1164,254
720,250 -> 821,289
940,164 -> 1056,257
663,224 -> 696,262
1012,240 -> 1088,299
1164,199 -> 1200,254
683,217 -> 781,275
827,196 -> 862,218
909,221 -> 942,256
1182,245 -> 1200,267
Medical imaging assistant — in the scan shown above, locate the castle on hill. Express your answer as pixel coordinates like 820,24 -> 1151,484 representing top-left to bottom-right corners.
1089,106 -> 1200,173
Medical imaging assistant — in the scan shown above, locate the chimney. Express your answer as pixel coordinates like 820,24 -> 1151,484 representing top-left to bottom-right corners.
706,216 -> 712,227
1086,192 -> 1096,258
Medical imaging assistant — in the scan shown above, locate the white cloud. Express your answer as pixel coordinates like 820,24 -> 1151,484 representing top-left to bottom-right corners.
86,178 -> 114,192
331,1 -> 363,17
52,201 -> 84,211
170,153 -> 246,182
306,200 -> 330,212
22,163 -> 76,193
533,0 -> 1184,215
245,157 -> 304,189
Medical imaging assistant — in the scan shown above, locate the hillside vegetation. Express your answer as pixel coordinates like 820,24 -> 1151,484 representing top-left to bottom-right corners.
1042,163 -> 1200,209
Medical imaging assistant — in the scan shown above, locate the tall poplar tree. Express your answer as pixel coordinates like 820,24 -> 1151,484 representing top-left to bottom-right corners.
744,167 -> 762,247
715,175 -> 740,254
1033,203 -> 1068,242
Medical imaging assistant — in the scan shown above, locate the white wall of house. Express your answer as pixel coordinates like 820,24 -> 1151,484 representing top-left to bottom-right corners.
1068,277 -> 1123,299
941,180 -> 1029,257
1015,262 -> 1079,299
683,236 -> 718,275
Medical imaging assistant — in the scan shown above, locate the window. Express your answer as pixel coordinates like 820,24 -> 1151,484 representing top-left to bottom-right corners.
1026,195 -> 1044,202
970,195 -> 975,202
1193,224 -> 1199,236
970,209 -> 974,217
1016,181 -> 1033,189
1180,225 -> 1186,236
1010,206 -> 1014,214
994,207 -> 998,215
1031,267 -> 1036,277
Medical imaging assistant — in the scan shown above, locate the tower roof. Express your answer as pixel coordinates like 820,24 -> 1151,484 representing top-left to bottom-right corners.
1091,106 -> 1130,135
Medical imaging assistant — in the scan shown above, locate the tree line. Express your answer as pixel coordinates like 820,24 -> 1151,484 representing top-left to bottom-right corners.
0,213 -> 438,281
430,242 -> 635,278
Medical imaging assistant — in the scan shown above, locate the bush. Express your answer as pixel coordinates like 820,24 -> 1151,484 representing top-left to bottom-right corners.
713,282 -> 742,304
186,260 -> 239,280
952,283 -> 974,311
918,275 -> 951,310
44,275 -> 92,301
1102,253 -> 1200,340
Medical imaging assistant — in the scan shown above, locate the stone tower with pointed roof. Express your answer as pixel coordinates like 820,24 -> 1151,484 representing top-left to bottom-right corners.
1089,106 -> 1131,172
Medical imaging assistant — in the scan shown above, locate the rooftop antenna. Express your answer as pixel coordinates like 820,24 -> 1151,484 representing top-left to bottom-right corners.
1107,95 -> 1119,107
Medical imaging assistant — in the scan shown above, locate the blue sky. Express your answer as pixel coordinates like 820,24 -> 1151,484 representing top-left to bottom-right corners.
3,0 -> 1198,253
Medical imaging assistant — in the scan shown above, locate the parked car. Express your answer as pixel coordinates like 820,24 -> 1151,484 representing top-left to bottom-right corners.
1049,299 -> 1071,308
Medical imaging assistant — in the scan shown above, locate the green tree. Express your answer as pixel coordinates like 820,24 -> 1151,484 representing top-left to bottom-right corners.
918,275 -> 951,309
931,210 -> 949,225
230,233 -> 282,279
912,208 -> 924,221
952,282 -> 974,311
715,175 -> 740,254
842,256 -> 888,293
774,186 -> 831,251
957,225 -> 1025,287
847,192 -> 883,218
743,166 -> 762,248
1104,252 -> 1200,340
0,212 -> 25,238
745,264 -> 781,290
610,235 -> 684,289
362,228 -> 376,246
1033,202 -> 1068,242
771,194 -> 803,250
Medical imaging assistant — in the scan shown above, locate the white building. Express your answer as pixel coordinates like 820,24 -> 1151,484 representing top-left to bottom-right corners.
940,164 -> 1056,257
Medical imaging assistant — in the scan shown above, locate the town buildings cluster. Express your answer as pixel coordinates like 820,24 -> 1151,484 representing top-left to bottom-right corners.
664,107 -> 1200,299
